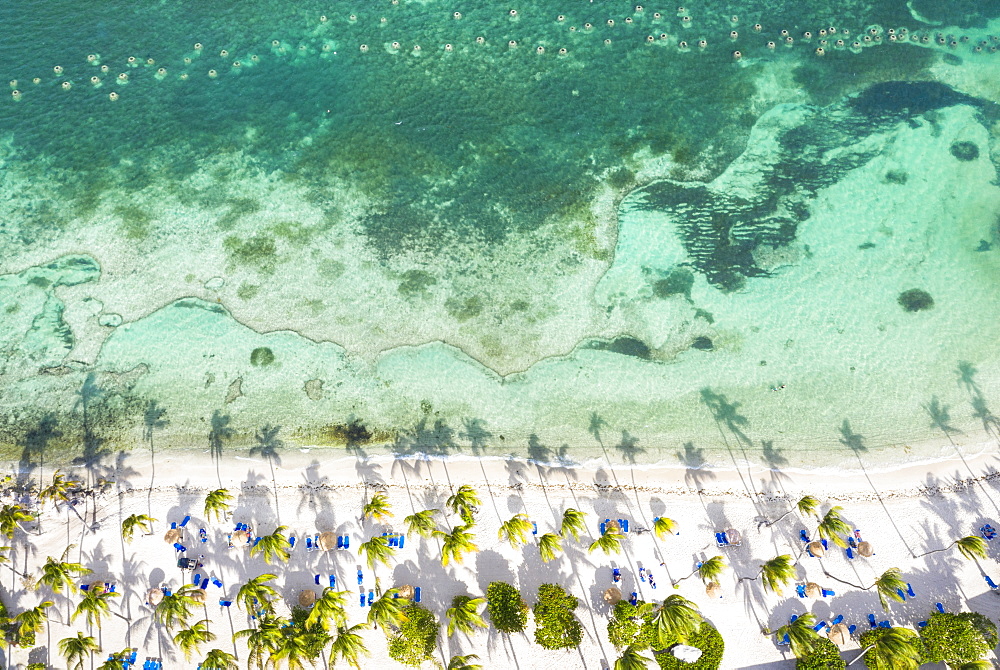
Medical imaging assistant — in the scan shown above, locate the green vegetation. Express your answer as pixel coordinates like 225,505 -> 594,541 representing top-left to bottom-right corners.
486,581 -> 528,634
387,603 -> 438,667
362,491 -> 393,523
203,489 -> 232,522
250,347 -> 276,367
533,583 -> 583,650
121,513 -> 156,543
446,595 -> 488,637
608,600 -> 655,650
857,627 -> 921,670
795,637 -> 846,670
919,612 -> 996,668
654,622 -> 724,670
223,234 -> 278,274
113,205 -> 153,241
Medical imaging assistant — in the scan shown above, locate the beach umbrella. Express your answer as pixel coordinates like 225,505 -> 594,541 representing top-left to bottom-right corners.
318,532 -> 337,551
164,529 -> 181,544
705,582 -> 723,598
805,582 -> 822,598
725,528 -> 742,545
90,581 -> 106,594
828,622 -> 849,646
807,541 -> 825,558
298,589 -> 316,608
396,584 -> 415,600
147,588 -> 163,606
233,530 -> 249,545
190,589 -> 206,603
857,541 -> 874,557
603,587 -> 622,604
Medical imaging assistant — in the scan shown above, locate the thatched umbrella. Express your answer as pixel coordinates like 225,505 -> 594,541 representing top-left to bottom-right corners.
395,584 -> 415,600
233,530 -> 249,545
147,588 -> 163,606
318,532 -> 337,552
828,623 -> 850,646
857,541 -> 873,557
724,528 -> 742,545
164,529 -> 182,544
705,582 -> 723,598
298,589 -> 316,608
806,541 -> 826,558
190,589 -> 206,603
603,587 -> 622,604
805,582 -> 822,598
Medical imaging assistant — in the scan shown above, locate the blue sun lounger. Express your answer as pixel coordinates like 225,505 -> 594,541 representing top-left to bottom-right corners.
936,602 -> 945,614
868,614 -> 877,628
314,574 -> 321,585
630,592 -> 638,606
800,530 -> 810,542
822,589 -> 835,597
360,592 -> 366,607
337,535 -> 344,550
600,522 -> 607,536
986,575 -> 999,589
830,615 -> 844,626
357,569 -> 363,585
896,588 -> 907,600
414,586 -> 421,602
796,584 -> 807,598
533,522 -> 538,535
812,620 -> 827,632
289,536 -> 296,549
846,547 -> 854,559
778,633 -> 790,646
193,573 -> 201,585
918,621 -> 927,628
342,535 -> 349,549
305,537 -> 313,551
906,583 -> 915,598
368,590 -> 374,605
180,515 -> 190,527
200,578 -> 208,589
212,578 -> 223,588
848,624 -> 857,635
878,621 -> 890,628
329,575 -> 336,588
219,600 -> 231,607
715,533 -> 729,547
981,524 -> 997,540
199,528 -> 207,543
398,534 -> 404,549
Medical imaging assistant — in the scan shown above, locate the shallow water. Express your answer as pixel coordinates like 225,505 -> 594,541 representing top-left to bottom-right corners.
2,0 -> 1000,472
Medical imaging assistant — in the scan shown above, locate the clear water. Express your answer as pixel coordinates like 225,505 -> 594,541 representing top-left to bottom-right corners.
2,0 -> 1000,472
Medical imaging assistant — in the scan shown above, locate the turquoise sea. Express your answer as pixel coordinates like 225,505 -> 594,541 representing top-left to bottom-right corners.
2,0 -> 1000,473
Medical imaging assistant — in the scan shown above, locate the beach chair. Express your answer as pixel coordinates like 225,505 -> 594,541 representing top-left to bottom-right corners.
906,583 -> 916,598
715,532 -> 728,547
180,515 -> 190,527
109,584 -> 116,592
314,574 -> 321,585
600,522 -> 607,536
81,583 -> 90,591
830,615 -> 844,626
305,537 -> 313,551
812,620 -> 827,632
799,530 -> 810,542
289,536 -> 296,550
342,535 -> 349,549
777,633 -> 790,646
848,625 -> 857,636
329,575 -> 336,588
986,575 -> 999,589
820,539 -> 828,550
796,584 -> 806,598
173,542 -> 183,552
639,567 -> 647,582
822,589 -> 835,597
868,614 -> 877,628
357,568 -> 364,585
398,534 -> 404,549
878,621 -> 890,628
846,547 -> 855,559
790,615 -> 798,623
162,588 -> 172,596
193,573 -> 202,585
533,522 -> 538,535
612,568 -> 622,583
981,524 -> 997,540
896,588 -> 907,600
170,522 -> 176,530
337,535 -> 345,550
935,602 -> 945,614
360,593 -> 366,607
199,528 -> 207,542
200,578 -> 209,589
212,578 -> 223,588
368,590 -> 374,605
314,532 -> 320,547
129,651 -> 138,663
918,621 -> 927,628
220,600 -> 231,607
630,592 -> 638,606
623,519 -> 630,533
253,537 -> 261,547
414,586 -> 422,602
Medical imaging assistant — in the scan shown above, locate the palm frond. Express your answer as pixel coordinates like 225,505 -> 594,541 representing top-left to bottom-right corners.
759,555 -> 796,595
538,533 -> 563,562
403,508 -> 439,538
560,508 -> 587,542
955,535 -> 988,561
362,491 -> 393,523
652,517 -> 677,540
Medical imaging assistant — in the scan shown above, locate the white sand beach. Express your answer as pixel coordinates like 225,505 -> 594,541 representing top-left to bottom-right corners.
4,439 -> 1000,669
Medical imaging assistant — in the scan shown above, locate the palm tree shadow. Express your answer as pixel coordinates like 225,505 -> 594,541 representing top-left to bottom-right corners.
957,362 -> 1000,444
760,441 -> 791,495
699,388 -> 760,503
18,412 -> 62,487
613,430 -> 645,465
460,417 -> 492,457
393,418 -> 458,457
676,442 -> 716,491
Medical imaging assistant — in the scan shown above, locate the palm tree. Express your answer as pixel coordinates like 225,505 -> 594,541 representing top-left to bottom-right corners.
328,623 -> 369,669
37,547 -> 92,595
0,503 -> 35,538
651,595 -> 702,646
955,662 -> 993,670
234,615 -> 284,670
268,628 -> 322,670
446,485 -> 480,525
237,573 -> 279,617
589,526 -> 625,555
98,648 -> 131,670
773,612 -> 820,658
614,646 -> 652,670
758,555 -> 796,595
306,587 -> 350,630
154,585 -> 197,631
250,424 -> 283,515
208,410 -> 234,485
142,400 -> 169,519
40,470 -> 81,508
367,589 -> 408,630
72,588 -> 120,629
873,568 -> 907,611
560,508 -> 587,542
403,508 -> 438,538
121,514 -> 156,543
203,489 -> 233,522
955,535 -> 989,560
698,556 -> 726,584
13,600 -> 52,644
761,494 -> 821,528
174,619 -> 216,660
855,627 -> 921,669
362,491 -> 392,524
446,595 -> 488,637
498,514 -> 533,549
59,631 -> 100,670
815,506 -> 851,548
200,648 -> 239,670
652,516 -> 677,540
250,526 -> 292,565
538,532 -> 563,562
448,653 -> 483,670
437,524 -> 479,566
357,535 -> 396,573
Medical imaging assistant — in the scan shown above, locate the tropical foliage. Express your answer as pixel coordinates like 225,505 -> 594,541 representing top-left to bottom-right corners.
387,603 -> 438,667
797,495 -> 820,518
11,600 -> 52,648
305,587 -> 349,631
402,508 -> 438,538
758,555 -> 796,595
437,524 -> 479,566
857,627 -> 921,670
653,622 -> 725,670
447,594 -> 488,637
652,516 -> 677,540
250,526 -> 292,565
698,556 -> 726,584
154,585 -> 198,631
872,568 -> 907,611
329,623 -> 369,668
816,506 -> 851,549
358,535 -> 396,572
0,504 -> 34,539
486,581 -> 528,634
533,583 -> 583,650
608,600 -> 655,650
446,485 -> 480,525
447,654 -> 483,670
37,548 -> 92,595
955,535 -> 989,561
560,508 -> 587,542
538,532 -> 563,562
40,470 -> 81,507
589,525 -> 626,555
919,611 -> 996,668
362,491 -> 393,524
72,587 -> 120,629
498,513 -> 533,548
367,589 -> 408,631
59,631 -> 100,670
174,619 -> 215,660
795,637 -> 846,670
615,645 -> 653,670
121,514 -> 156,543
652,595 -> 702,647
200,648 -> 239,670
237,573 -> 279,617
773,612 -> 820,658
203,489 -> 233,522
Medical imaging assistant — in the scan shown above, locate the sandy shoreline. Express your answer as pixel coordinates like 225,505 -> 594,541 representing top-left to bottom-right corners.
4,440 -> 1000,669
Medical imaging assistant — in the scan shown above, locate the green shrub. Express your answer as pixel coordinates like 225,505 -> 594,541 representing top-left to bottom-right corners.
920,612 -> 994,667
796,637 -> 846,670
653,622 -> 724,670
486,581 -> 528,634
388,603 -> 438,667
533,584 -> 583,650
609,600 -> 654,650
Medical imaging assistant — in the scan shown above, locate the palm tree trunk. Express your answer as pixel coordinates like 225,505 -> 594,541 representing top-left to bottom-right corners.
849,645 -> 875,666
147,435 -> 156,526
268,456 -> 280,525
